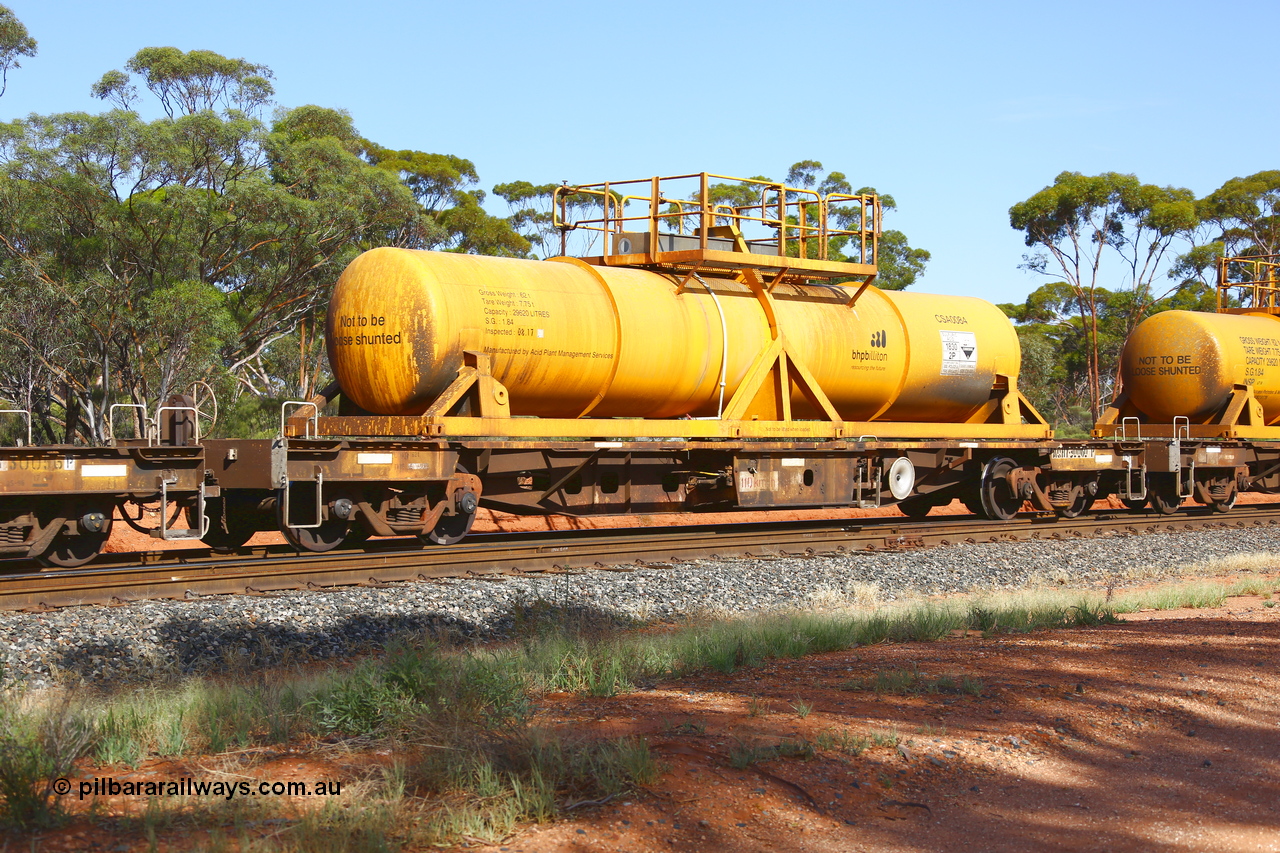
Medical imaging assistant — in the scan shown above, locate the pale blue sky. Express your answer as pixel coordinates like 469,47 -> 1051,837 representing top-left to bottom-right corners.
3,0 -> 1276,303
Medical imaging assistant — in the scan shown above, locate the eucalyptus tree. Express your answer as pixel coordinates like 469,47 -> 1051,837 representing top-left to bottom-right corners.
493,179 -> 607,258
365,146 -> 528,257
1168,171 -> 1280,296
1009,171 -> 1198,415
705,162 -> 929,290
91,46 -> 274,117
0,49 -> 426,441
1200,171 -> 1280,259
0,4 -> 35,98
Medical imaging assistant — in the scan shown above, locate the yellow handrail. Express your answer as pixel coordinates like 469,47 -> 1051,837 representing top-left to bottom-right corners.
1217,254 -> 1280,312
553,172 -> 879,268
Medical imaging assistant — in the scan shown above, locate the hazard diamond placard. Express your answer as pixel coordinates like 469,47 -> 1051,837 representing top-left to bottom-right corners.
939,329 -> 978,375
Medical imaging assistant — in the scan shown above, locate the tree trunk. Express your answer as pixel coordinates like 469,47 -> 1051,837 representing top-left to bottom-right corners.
63,381 -> 80,444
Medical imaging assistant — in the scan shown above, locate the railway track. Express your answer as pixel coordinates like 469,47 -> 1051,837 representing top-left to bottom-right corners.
3,505 -> 1278,612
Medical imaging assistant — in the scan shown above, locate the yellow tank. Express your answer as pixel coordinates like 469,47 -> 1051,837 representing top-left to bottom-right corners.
326,248 -> 1022,421
1122,309 -> 1280,423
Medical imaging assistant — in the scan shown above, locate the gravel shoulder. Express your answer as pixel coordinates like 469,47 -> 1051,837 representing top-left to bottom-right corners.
4,526 -> 1280,687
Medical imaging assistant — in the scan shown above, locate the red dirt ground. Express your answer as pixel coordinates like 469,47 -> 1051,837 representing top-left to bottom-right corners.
484,586 -> 1280,853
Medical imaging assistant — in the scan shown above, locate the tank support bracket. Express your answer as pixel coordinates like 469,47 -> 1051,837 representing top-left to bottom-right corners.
1096,384 -> 1267,439
964,375 -> 1050,427
719,334 -> 844,430
423,351 -> 512,419
717,266 -> 846,427
1219,384 -> 1265,428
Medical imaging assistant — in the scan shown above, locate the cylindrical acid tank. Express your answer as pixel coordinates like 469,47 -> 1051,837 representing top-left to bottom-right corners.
326,248 -> 1022,422
1121,309 -> 1280,423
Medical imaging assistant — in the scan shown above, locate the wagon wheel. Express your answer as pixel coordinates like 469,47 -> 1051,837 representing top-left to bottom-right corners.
190,496 -> 260,553
185,380 -> 218,436
280,516 -> 350,552
40,530 -> 111,568
38,502 -> 113,568
420,466 -> 478,546
423,502 -> 476,545
1147,473 -> 1182,515
978,457 -> 1022,521
1209,489 -> 1238,513
277,489 -> 350,552
1055,484 -> 1091,519
1120,497 -> 1148,511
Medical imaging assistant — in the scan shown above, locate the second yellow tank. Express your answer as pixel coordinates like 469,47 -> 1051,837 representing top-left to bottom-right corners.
1121,309 -> 1280,423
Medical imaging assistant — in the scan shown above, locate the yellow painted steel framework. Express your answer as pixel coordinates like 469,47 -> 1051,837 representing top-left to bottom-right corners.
1216,254 -> 1280,315
309,172 -> 1052,442
553,172 -> 880,284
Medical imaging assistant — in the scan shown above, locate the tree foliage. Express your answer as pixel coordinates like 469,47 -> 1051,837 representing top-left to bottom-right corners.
1170,171 -> 1280,291
0,48 -> 524,442
0,4 -> 35,99
366,147 -> 527,256
1199,170 -> 1280,258
92,47 -> 274,117
494,180 -> 614,258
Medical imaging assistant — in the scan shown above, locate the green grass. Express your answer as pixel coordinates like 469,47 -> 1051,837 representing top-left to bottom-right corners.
0,695 -> 94,827
415,729 -> 659,845
0,642 -> 654,846
1112,582 -> 1228,611
104,762 -> 407,853
812,726 -> 899,756
812,727 -> 901,756
1105,577 -> 1278,613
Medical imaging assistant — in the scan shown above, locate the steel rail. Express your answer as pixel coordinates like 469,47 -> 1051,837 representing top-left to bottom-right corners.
2,506 -> 1278,611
